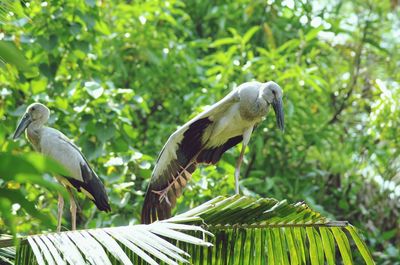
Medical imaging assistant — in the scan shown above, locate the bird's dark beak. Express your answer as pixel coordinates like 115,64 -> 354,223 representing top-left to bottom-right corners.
13,113 -> 32,140
272,97 -> 284,131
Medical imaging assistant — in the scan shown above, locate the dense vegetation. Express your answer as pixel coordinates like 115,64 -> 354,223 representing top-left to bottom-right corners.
0,0 -> 399,263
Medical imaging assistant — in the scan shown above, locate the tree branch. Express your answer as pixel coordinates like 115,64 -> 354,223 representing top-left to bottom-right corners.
328,17 -> 370,124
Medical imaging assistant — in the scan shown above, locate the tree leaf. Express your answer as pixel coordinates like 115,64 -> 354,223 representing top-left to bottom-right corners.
84,81 -> 104,99
242,26 -> 260,45
210,38 -> 237,48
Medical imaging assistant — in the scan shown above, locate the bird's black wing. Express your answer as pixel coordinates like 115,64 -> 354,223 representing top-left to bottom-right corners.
59,136 -> 111,212
141,90 -> 241,224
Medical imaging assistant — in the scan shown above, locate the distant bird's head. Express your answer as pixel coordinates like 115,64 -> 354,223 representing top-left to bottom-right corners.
13,103 -> 50,139
261,81 -> 285,131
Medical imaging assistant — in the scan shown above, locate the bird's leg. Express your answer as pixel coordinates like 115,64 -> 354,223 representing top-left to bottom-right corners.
67,187 -> 77,231
235,142 -> 247,194
234,127 -> 253,194
57,192 -> 64,232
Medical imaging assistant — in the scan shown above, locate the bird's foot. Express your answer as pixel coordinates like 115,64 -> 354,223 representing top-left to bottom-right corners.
151,165 -> 192,206
151,188 -> 171,206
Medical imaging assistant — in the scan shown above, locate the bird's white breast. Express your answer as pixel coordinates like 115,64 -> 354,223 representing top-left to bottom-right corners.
206,103 -> 260,148
38,127 -> 84,182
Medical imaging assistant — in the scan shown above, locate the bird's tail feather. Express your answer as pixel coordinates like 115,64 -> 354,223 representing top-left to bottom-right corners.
87,175 -> 111,212
65,175 -> 111,212
64,164 -> 111,212
141,190 -> 171,224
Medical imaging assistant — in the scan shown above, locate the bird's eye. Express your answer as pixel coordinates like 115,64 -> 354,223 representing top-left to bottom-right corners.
31,107 -> 35,112
272,90 -> 276,95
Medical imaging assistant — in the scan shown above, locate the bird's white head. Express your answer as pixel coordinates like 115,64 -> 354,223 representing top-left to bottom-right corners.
13,103 -> 50,140
261,81 -> 285,131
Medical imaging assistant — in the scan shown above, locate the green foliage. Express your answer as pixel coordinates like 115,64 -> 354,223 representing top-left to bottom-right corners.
0,153 -> 69,237
0,0 -> 399,264
0,41 -> 30,72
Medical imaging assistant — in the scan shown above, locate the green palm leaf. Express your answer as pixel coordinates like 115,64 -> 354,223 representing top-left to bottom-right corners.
0,242 -> 14,265
171,195 -> 375,265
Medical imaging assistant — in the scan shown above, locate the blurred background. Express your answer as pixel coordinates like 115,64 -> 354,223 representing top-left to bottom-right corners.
0,0 -> 399,263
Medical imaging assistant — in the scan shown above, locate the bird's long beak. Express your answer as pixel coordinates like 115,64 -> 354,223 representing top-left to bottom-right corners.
272,98 -> 284,131
13,113 -> 32,140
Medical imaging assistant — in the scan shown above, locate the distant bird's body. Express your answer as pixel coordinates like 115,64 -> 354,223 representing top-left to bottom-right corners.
13,103 -> 111,231
142,81 -> 284,224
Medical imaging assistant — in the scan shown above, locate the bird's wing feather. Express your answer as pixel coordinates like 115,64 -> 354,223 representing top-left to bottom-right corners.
141,89 -> 242,223
152,89 -> 240,179
40,128 -> 111,212
40,128 -> 85,182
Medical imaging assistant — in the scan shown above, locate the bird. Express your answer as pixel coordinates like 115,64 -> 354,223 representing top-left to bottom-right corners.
141,81 -> 284,224
13,103 -> 111,231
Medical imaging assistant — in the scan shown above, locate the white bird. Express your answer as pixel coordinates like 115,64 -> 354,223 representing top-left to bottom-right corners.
141,81 -> 284,223
13,103 -> 111,231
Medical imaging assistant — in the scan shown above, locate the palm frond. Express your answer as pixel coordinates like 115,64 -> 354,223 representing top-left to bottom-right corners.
0,195 -> 374,264
171,195 -> 375,265
1,221 -> 212,265
0,246 -> 14,265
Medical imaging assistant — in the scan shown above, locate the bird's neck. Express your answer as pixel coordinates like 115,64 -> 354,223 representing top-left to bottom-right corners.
27,122 -> 43,151
240,97 -> 268,121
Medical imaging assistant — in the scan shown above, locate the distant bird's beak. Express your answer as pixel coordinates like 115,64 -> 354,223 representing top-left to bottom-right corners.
272,98 -> 284,131
13,113 -> 32,140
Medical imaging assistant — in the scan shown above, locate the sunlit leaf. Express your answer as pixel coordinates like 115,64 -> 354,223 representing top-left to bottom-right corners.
84,81 -> 104,99
242,26 -> 260,45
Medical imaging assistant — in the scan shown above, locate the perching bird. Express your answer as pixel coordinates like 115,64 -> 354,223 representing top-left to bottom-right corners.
141,81 -> 284,224
13,103 -> 111,231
